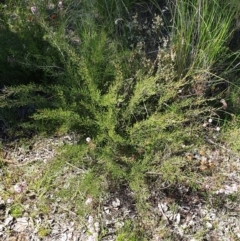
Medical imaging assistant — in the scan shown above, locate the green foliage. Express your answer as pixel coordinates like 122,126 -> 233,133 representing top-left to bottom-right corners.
170,0 -> 236,77
10,204 -> 24,218
1,1 -> 240,235
0,1 -> 63,85
222,117 -> 240,152
116,220 -> 146,241
38,226 -> 51,238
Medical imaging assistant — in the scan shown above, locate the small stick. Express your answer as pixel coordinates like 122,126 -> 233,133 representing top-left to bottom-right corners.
158,203 -> 169,224
66,162 -> 85,172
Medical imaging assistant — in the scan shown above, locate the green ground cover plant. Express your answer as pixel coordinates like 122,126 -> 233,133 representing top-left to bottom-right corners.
1,0 -> 240,239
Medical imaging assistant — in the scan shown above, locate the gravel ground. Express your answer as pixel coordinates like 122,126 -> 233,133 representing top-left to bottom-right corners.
0,134 -> 239,241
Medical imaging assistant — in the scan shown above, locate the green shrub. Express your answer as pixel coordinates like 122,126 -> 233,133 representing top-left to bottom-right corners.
1,0 -> 240,230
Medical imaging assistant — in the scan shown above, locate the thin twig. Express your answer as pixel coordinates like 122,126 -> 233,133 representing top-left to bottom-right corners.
58,204 -> 78,216
158,203 -> 169,224
66,162 -> 85,172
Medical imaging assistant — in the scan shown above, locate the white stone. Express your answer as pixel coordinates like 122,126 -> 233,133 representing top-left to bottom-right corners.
13,217 -> 28,232
112,198 -> 120,208
4,216 -> 13,226
175,213 -> 181,224
0,224 -> 4,232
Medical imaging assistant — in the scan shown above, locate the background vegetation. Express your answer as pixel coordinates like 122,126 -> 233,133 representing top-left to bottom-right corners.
1,0 -> 240,239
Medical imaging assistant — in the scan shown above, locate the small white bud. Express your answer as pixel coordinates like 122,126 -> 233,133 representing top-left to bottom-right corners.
216,127 -> 220,131
208,118 -> 212,123
86,137 -> 91,143
30,6 -> 37,14
58,1 -> 63,9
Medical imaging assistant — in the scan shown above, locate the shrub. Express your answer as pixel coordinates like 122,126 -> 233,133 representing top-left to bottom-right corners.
1,0 -> 240,228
